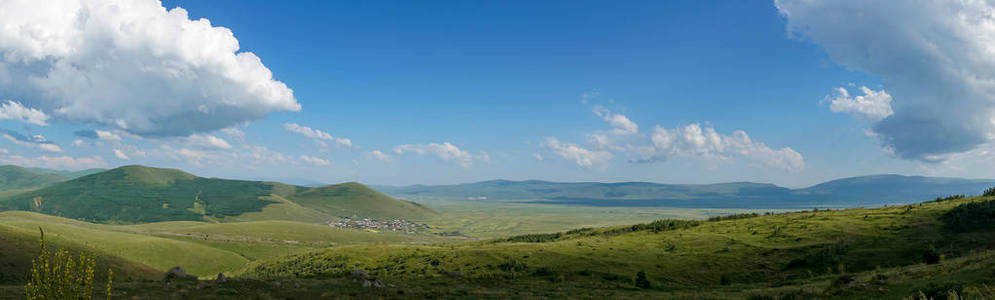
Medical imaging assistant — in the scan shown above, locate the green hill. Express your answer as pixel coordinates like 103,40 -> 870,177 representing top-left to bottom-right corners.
281,182 -> 436,220
237,194 -> 995,298
0,165 -> 70,190
0,165 -> 434,224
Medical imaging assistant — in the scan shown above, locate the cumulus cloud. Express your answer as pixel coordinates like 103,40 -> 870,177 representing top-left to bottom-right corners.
393,142 -> 476,167
283,123 -> 353,148
543,137 -> 613,167
0,0 -> 299,136
776,0 -> 995,161
0,100 -> 48,126
298,155 -> 330,166
827,86 -> 894,121
642,124 -> 804,171
593,106 -> 638,135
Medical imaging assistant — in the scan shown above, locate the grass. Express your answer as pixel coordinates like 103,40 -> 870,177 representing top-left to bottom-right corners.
0,211 -> 452,280
420,199 -> 782,238
236,195 -> 995,298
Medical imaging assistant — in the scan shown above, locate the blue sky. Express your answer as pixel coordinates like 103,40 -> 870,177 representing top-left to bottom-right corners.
0,0 -> 991,187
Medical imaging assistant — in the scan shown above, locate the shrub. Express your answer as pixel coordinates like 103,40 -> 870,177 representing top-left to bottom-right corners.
25,228 -> 111,300
708,213 -> 759,222
924,245 -> 941,265
985,187 -> 995,197
941,199 -> 995,232
634,271 -> 651,289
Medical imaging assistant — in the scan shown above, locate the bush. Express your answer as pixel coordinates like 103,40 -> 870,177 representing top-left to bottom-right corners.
634,271 -> 652,289
985,187 -> 995,197
941,199 -> 995,232
25,228 -> 112,300
924,245 -> 941,265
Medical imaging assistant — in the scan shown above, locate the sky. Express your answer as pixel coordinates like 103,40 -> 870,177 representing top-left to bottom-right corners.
0,0 -> 993,187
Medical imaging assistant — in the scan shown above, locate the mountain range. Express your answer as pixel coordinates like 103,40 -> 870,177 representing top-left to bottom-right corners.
374,175 -> 995,208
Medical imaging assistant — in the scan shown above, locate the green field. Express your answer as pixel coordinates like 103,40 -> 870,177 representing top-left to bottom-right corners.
233,195 -> 995,298
421,199 -> 780,238
0,211 -> 451,281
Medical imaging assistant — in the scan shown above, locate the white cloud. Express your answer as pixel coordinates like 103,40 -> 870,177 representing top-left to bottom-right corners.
73,139 -> 85,147
826,86 -> 893,121
644,124 -> 804,171
369,150 -> 391,162
94,130 -> 121,142
776,0 -> 995,161
0,154 -> 107,169
593,106 -> 638,135
113,149 -> 129,160
533,153 -> 544,161
183,134 -> 232,149
0,100 -> 48,126
543,137 -> 613,167
2,134 -> 61,152
283,123 -> 353,148
0,0 -> 299,137
298,155 -> 330,166
393,142 -> 476,167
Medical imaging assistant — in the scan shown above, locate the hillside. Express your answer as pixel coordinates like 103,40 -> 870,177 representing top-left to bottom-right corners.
237,194 -> 995,298
376,175 -> 995,208
282,182 -> 436,220
0,211 -> 447,283
0,165 -> 435,224
0,165 -> 70,190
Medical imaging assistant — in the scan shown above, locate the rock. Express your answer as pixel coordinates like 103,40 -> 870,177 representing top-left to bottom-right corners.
445,271 -> 465,278
215,273 -> 228,283
350,269 -> 369,279
362,279 -> 385,288
163,267 -> 196,281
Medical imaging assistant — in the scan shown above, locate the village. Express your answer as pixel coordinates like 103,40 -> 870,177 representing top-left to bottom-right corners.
327,217 -> 430,234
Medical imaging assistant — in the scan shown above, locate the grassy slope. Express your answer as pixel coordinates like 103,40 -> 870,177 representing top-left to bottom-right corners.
0,211 -> 250,276
238,196 -> 995,298
0,210 -> 450,283
0,223 -> 161,285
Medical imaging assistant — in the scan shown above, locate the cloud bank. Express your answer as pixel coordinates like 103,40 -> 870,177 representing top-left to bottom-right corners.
777,0 -> 995,161
0,0 -> 299,137
644,124 -> 804,172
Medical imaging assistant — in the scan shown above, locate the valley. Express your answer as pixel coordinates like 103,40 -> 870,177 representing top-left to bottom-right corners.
1,165 -> 995,298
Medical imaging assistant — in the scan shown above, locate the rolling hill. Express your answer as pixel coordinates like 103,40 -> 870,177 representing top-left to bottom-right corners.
375,175 -> 995,208
0,165 -> 435,224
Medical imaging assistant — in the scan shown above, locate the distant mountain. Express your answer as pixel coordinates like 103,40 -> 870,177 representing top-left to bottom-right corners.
374,175 -> 995,208
0,165 -> 434,223
0,165 -> 71,190
26,167 -> 106,179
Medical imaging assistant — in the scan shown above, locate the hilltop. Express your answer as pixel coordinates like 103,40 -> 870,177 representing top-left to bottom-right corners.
376,175 -> 995,208
0,165 -> 435,224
